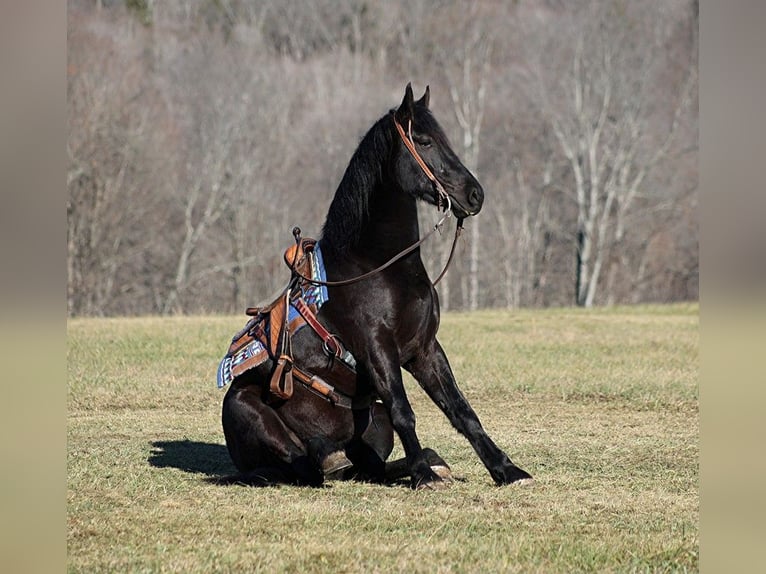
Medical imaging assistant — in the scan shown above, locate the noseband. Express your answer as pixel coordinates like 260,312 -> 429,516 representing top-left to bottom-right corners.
291,115 -> 464,288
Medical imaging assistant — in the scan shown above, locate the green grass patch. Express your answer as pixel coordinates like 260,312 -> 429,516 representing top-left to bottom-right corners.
68,304 -> 698,572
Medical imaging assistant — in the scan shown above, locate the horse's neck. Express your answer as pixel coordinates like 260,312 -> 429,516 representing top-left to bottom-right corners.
356,182 -> 421,264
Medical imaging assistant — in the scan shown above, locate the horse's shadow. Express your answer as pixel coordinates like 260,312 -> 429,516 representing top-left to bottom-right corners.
147,439 -> 345,488
148,440 -> 236,477
147,439 -> 455,488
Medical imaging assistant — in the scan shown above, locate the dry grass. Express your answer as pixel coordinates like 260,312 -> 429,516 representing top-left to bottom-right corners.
68,304 -> 698,572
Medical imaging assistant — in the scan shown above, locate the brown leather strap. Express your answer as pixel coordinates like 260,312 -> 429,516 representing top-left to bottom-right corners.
292,296 -> 341,357
292,296 -> 358,375
293,217 -> 452,287
433,218 -> 464,285
269,354 -> 294,400
393,115 -> 449,208
293,219 -> 460,288
290,365 -> 352,409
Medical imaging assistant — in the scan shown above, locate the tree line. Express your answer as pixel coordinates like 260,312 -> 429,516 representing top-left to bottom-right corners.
67,0 -> 698,316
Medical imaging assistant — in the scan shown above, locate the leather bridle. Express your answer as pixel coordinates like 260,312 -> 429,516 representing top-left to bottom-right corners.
393,116 -> 451,211
290,114 -> 465,288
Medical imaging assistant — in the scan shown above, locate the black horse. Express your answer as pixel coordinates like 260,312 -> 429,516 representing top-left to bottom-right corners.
221,84 -> 531,489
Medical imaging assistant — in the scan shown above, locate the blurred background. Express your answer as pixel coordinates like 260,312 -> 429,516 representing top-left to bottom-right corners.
67,0 -> 698,316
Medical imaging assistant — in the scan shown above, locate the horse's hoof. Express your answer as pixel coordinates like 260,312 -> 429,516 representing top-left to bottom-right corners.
321,450 -> 353,480
494,465 -> 532,485
431,464 -> 453,482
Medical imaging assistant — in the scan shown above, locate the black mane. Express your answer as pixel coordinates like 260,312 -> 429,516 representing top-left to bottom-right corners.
320,113 -> 394,257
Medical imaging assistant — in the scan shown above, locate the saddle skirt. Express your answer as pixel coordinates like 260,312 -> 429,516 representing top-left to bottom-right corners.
216,241 -> 331,390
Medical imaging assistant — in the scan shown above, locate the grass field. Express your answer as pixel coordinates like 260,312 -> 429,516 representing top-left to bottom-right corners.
67,304 -> 698,573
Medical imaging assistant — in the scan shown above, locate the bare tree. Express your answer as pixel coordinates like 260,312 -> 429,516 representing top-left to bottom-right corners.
67,0 -> 697,315
529,0 -> 697,306
441,28 -> 491,311
151,20 -> 285,314
67,7 -> 165,315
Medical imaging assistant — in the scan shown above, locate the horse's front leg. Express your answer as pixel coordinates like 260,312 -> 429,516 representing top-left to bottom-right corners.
362,349 -> 448,489
404,339 -> 532,485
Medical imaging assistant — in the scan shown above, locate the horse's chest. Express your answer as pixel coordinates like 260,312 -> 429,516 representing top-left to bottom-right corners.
321,266 -> 438,361
392,281 -> 439,358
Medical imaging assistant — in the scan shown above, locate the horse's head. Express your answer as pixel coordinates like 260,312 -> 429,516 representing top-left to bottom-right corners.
392,83 -> 484,219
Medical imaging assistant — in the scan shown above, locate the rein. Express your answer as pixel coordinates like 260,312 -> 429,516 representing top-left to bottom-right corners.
292,115 -> 464,288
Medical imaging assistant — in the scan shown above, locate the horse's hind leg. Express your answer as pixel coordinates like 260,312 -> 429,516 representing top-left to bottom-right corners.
222,385 -> 323,486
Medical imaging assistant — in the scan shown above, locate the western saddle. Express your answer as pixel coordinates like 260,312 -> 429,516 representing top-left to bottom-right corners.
223,230 -> 358,408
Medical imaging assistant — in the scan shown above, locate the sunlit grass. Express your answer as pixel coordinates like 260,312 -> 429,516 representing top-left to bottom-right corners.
68,304 -> 698,572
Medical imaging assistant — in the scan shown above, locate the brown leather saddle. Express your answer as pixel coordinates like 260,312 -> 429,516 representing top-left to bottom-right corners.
221,236 -> 358,408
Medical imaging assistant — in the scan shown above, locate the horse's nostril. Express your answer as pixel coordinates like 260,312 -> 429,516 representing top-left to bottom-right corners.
468,187 -> 484,209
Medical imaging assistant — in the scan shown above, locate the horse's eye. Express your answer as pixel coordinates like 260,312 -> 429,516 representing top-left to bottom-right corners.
414,136 -> 433,148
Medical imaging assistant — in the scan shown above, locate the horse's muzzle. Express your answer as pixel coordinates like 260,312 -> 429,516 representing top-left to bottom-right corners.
467,186 -> 484,214
451,185 -> 483,218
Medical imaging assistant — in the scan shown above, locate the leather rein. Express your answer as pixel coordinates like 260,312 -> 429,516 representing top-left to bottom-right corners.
292,114 -> 464,288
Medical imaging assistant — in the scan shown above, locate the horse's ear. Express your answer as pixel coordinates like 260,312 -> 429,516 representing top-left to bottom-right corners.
416,85 -> 430,110
395,82 -> 415,123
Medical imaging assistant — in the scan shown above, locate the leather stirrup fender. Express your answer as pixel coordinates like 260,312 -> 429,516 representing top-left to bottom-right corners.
268,295 -> 288,356
269,354 -> 294,400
